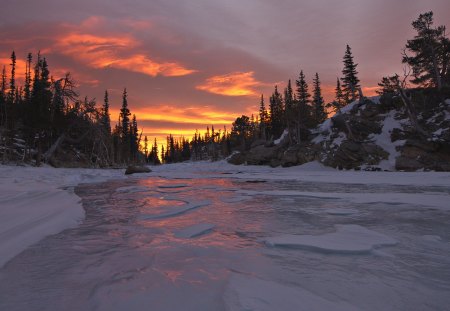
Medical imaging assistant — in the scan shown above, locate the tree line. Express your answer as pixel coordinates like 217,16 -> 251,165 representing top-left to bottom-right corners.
1,11 -> 448,167
229,11 -> 449,151
0,53 -> 143,166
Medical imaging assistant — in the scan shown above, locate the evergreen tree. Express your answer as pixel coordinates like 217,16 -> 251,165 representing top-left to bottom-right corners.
101,90 -> 111,135
143,135 -> 148,160
269,85 -> 284,138
312,73 -> 327,125
119,88 -> 131,161
402,11 -> 450,89
8,51 -> 16,105
341,45 -> 360,103
284,79 -> 295,145
0,66 -> 6,127
24,53 -> 32,103
327,77 -> 345,114
295,70 -> 311,141
258,94 -> 269,140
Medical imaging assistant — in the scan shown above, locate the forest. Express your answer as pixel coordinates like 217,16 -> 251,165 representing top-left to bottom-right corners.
0,11 -> 449,167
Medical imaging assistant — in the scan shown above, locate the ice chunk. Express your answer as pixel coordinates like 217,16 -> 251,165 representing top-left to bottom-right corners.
139,200 -> 211,220
158,184 -> 189,189
224,274 -> 358,311
174,223 -> 215,238
324,208 -> 358,215
265,224 -> 397,254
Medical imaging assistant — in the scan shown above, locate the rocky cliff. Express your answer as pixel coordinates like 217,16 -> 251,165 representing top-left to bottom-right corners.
228,96 -> 450,171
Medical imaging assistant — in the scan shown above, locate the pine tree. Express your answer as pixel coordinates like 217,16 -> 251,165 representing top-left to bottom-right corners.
269,86 -> 284,138
341,45 -> 360,103
295,70 -> 311,140
258,94 -> 268,140
143,135 -> 148,160
24,53 -> 32,103
8,51 -> 16,104
402,11 -> 450,89
0,66 -> 6,127
327,77 -> 345,114
101,90 -> 111,135
284,79 -> 295,145
312,73 -> 327,125
120,88 -> 130,139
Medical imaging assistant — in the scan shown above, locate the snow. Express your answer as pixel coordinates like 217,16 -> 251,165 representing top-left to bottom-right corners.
265,224 -> 397,254
1,160 -> 450,310
369,110 -> 406,171
274,129 -> 288,145
174,223 -> 215,238
224,274 -> 358,311
0,165 -> 125,268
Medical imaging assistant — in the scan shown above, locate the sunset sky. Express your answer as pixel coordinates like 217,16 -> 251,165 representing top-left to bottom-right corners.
1,0 -> 449,144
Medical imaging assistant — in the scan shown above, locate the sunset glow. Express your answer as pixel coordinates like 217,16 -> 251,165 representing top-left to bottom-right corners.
197,72 -> 262,97
1,1 -> 448,145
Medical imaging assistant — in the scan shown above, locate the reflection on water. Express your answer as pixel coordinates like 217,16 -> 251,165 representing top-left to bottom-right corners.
0,176 -> 450,310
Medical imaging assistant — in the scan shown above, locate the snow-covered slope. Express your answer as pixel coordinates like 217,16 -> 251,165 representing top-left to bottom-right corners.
0,166 -> 127,267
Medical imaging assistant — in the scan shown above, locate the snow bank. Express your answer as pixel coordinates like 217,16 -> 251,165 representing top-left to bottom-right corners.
265,224 -> 397,254
0,165 -> 125,268
224,274 -> 358,311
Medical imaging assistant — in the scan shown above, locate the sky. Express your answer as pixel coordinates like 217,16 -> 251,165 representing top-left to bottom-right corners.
1,0 -> 449,145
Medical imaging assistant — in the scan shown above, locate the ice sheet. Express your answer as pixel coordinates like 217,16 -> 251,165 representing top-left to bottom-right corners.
265,224 -> 397,254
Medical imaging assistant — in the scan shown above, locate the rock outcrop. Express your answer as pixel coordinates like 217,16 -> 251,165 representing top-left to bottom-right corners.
228,96 -> 450,171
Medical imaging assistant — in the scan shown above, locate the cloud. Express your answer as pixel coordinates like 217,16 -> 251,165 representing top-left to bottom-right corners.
111,104 -> 236,126
55,32 -> 196,77
196,71 -> 263,96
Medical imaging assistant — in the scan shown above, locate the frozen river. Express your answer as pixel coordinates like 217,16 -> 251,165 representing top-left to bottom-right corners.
1,172 -> 450,310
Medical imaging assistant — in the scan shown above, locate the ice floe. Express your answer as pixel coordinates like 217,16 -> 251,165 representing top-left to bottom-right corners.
265,224 -> 397,254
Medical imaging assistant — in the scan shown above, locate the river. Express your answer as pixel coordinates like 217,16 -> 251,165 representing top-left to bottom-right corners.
1,174 -> 450,310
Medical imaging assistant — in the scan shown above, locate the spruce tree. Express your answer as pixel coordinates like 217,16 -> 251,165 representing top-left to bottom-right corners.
284,80 -> 294,144
295,70 -> 311,140
341,45 -> 360,103
269,86 -> 284,138
24,53 -> 32,103
258,94 -> 268,140
8,51 -> 16,104
327,77 -> 345,114
101,90 -> 111,135
312,73 -> 327,125
0,66 -> 6,127
402,11 -> 450,89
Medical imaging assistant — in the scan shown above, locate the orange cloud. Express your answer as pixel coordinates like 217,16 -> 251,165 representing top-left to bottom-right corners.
56,33 -> 196,77
197,71 -> 262,96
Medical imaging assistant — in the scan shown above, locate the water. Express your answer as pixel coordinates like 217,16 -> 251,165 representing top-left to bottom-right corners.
1,176 -> 450,310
